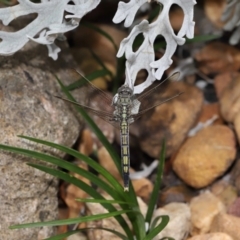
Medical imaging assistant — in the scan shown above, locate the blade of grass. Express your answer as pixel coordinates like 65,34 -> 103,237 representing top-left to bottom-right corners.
66,69 -> 110,91
43,228 -> 129,240
145,140 -> 166,225
148,4 -> 162,23
1,139 -> 123,193
76,198 -> 134,205
143,215 -> 170,240
10,209 -> 133,229
89,49 -> 113,78
82,22 -> 118,52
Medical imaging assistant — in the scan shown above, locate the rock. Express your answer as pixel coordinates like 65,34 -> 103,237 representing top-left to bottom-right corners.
198,102 -> 223,125
227,197 -> 240,217
153,203 -> 191,240
187,232 -> 233,240
194,42 -> 240,75
86,195 -> 146,240
210,180 -> 238,209
230,158 -> 240,194
173,125 -> 236,188
159,184 -> 198,206
190,191 -> 226,235
204,0 -> 226,28
233,112 -> 240,144
210,213 -> 240,239
67,232 -> 88,240
0,24 -> 81,240
131,80 -> 203,158
219,74 -> 240,123
214,72 -> 239,98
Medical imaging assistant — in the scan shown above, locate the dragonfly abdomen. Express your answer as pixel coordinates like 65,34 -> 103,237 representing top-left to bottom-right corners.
120,104 -> 130,192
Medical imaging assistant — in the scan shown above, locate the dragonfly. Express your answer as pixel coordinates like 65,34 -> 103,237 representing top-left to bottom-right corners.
56,70 -> 182,191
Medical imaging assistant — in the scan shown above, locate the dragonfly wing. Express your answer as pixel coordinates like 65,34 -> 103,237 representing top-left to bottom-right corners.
130,72 -> 182,123
55,96 -> 120,129
72,69 -> 113,106
131,92 -> 184,122
136,72 -> 180,102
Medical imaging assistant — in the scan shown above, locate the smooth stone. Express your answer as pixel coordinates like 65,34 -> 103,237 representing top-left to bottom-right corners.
173,125 -> 236,188
187,232 -> 233,240
153,202 -> 191,240
210,213 -> 240,239
190,191 -> 226,235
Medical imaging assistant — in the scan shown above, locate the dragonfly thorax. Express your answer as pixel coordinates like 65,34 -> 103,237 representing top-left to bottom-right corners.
116,85 -> 133,106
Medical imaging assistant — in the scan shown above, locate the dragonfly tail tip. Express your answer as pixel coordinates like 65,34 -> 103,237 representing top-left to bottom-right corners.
123,187 -> 129,192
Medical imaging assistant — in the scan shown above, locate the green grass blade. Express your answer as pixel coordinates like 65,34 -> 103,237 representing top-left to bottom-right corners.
185,34 -> 221,43
82,22 -> 118,51
145,140 -> 166,225
76,198 -> 134,205
143,215 -> 170,240
89,49 -> 113,78
148,4 -> 162,23
43,228 -> 129,240
66,69 -> 110,91
10,209 -> 133,229
16,136 -> 124,192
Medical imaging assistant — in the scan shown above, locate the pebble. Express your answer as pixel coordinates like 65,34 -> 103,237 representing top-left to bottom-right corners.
153,202 -> 191,240
190,191 -> 226,235
173,125 -> 236,188
187,232 -> 233,240
210,213 -> 240,239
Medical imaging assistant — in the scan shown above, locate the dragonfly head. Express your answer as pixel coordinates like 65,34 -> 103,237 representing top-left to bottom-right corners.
118,85 -> 133,97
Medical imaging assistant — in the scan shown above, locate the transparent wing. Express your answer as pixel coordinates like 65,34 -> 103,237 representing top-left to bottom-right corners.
130,72 -> 182,122
73,69 -> 113,105
55,96 -> 121,129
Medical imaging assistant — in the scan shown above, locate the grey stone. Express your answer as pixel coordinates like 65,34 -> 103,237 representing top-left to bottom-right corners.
0,35 -> 81,239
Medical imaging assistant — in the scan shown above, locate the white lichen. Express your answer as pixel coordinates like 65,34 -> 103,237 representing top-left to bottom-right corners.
114,0 -> 196,94
0,0 -> 100,60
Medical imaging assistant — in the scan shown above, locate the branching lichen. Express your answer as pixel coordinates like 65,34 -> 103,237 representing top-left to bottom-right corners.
114,0 -> 196,94
0,0 -> 100,60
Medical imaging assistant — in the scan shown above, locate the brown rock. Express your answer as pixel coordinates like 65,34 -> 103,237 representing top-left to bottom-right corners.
210,213 -> 240,239
159,184 -> 198,206
233,112 -> 240,144
210,180 -> 238,209
132,81 -> 203,158
190,191 -> 226,235
187,232 -> 233,240
227,197 -> 240,217
198,102 -> 223,125
173,125 -> 236,188
230,158 -> 240,194
153,203 -> 191,240
204,0 -> 226,28
219,74 -> 240,122
194,42 -> 240,75
214,72 -> 239,98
